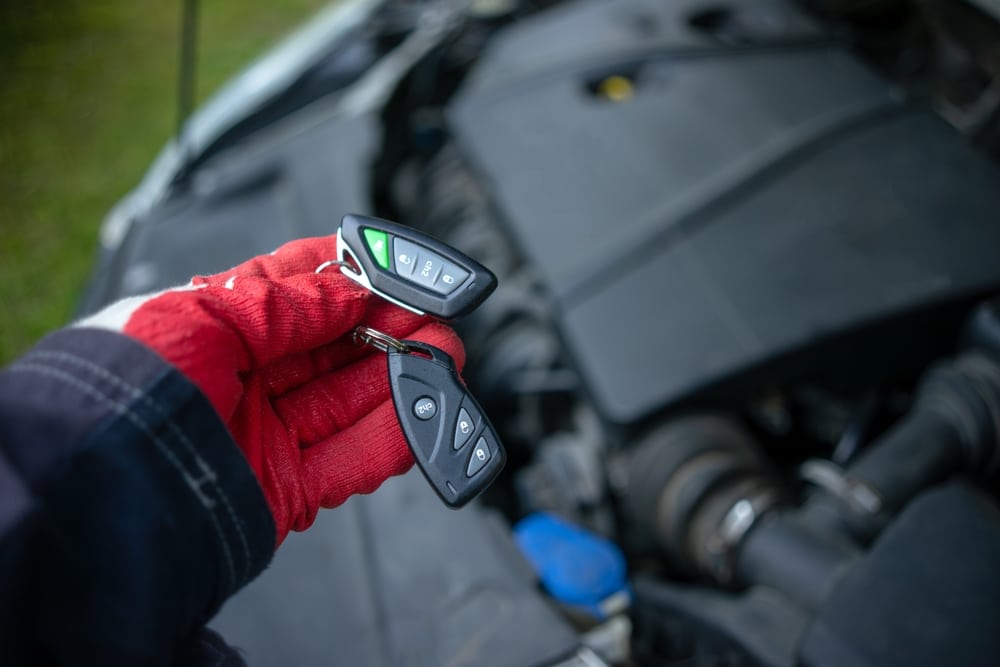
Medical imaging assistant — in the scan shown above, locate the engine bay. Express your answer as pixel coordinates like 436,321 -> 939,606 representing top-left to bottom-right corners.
83,0 -> 1000,664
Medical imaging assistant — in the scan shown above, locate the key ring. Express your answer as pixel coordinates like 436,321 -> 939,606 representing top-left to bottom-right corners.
353,326 -> 410,354
315,259 -> 359,275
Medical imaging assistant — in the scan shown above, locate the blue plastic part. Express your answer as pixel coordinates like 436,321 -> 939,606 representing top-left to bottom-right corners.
513,512 -> 630,619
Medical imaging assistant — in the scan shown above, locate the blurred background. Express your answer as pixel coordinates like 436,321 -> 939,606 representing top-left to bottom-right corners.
0,0 -> 329,364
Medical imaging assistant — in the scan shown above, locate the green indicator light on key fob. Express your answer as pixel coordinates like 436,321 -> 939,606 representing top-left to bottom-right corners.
363,228 -> 390,269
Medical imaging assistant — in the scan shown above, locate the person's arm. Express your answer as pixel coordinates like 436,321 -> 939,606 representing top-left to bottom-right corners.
0,327 -> 272,665
0,235 -> 463,665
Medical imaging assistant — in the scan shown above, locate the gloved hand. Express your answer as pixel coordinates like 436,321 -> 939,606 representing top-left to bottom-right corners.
78,235 -> 464,546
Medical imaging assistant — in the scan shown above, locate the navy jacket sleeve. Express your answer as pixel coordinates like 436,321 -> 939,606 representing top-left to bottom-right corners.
0,328 -> 275,666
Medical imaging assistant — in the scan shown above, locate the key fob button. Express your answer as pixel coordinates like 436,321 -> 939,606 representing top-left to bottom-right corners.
362,228 -> 390,269
413,396 -> 437,421
411,254 -> 445,290
436,261 -> 470,294
453,407 -> 476,450
466,437 -> 492,477
392,237 -> 420,278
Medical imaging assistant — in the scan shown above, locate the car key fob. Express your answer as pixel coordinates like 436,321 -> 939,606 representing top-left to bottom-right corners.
388,340 -> 506,507
336,213 -> 498,319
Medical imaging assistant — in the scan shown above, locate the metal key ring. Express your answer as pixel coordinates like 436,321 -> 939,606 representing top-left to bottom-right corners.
315,259 -> 359,275
353,326 -> 410,354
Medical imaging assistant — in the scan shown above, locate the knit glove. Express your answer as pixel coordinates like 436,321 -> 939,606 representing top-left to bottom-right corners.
78,235 -> 464,545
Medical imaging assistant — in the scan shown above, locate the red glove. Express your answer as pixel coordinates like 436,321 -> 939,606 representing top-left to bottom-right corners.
78,235 -> 464,546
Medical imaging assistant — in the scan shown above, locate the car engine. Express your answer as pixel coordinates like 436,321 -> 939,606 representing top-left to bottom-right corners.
83,0 -> 1000,664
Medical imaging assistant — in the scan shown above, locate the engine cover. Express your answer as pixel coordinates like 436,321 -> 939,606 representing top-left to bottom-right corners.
448,0 -> 1000,424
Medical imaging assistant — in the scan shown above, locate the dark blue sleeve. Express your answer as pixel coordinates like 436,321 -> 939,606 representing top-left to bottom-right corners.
0,328 -> 275,666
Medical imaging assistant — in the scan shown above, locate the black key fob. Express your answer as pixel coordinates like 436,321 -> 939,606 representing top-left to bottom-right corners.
388,340 -> 506,507
337,213 -> 498,320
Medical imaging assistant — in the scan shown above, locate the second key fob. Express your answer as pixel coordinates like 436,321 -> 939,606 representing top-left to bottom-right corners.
337,213 -> 498,319
388,340 -> 506,507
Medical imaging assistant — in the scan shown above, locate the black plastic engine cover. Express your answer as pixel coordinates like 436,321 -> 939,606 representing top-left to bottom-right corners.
799,483 -> 1000,667
448,0 -> 1000,424
211,471 -> 579,666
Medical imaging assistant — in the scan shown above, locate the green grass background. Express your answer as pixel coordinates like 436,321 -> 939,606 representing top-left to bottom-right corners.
0,0 -> 328,364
